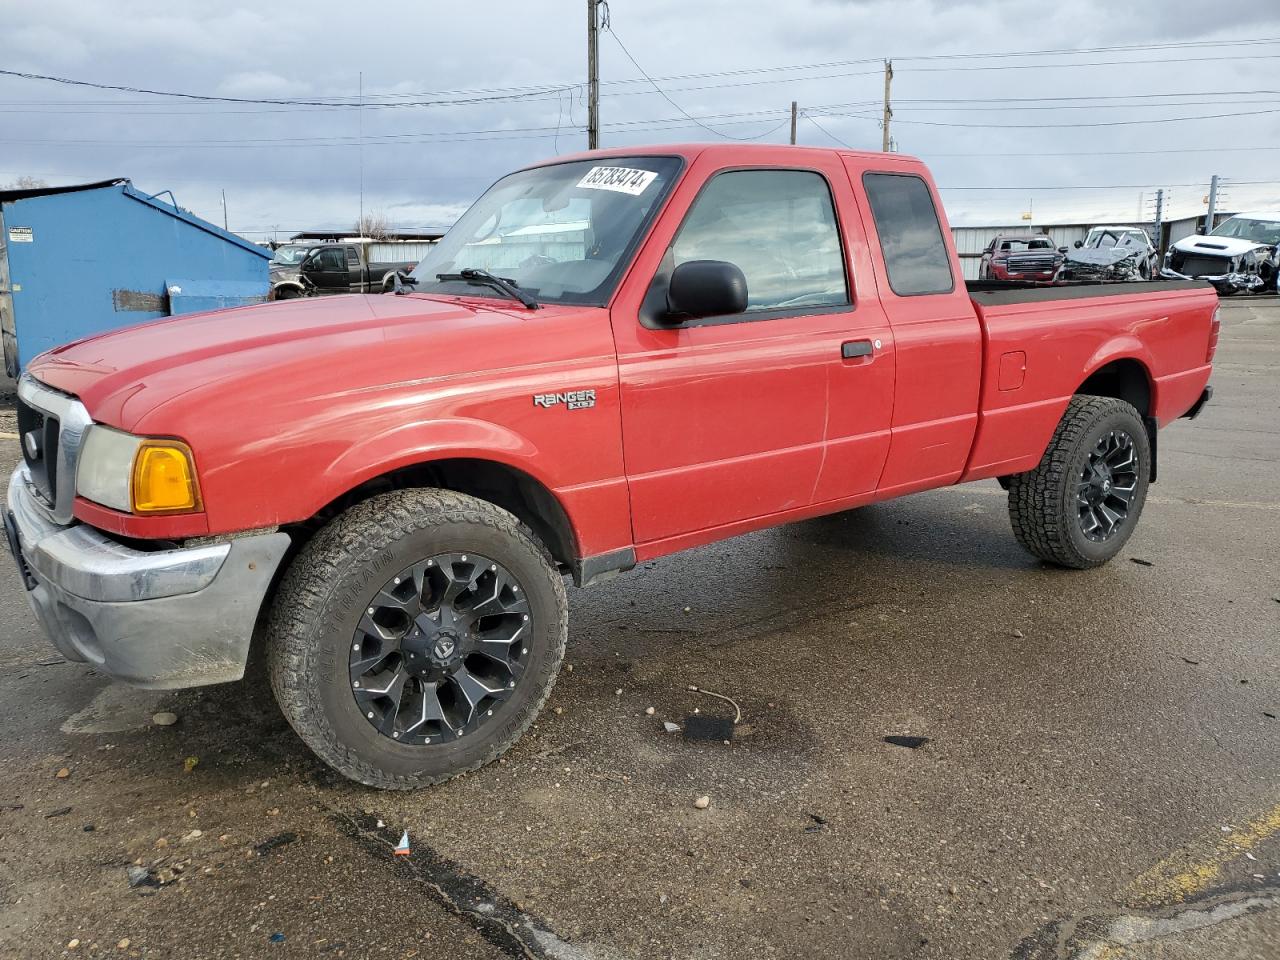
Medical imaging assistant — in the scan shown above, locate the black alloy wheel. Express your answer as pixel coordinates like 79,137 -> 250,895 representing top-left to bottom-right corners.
1076,430 -> 1139,542
351,553 -> 530,745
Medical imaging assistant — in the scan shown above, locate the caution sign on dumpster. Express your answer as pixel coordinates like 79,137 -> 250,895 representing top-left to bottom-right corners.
7,227 -> 33,243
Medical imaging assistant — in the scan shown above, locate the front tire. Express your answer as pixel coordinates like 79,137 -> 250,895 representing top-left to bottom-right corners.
1007,396 -> 1150,569
267,489 -> 567,789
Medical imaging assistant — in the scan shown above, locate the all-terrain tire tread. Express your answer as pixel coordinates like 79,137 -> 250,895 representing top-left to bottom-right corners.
1007,395 -> 1141,570
266,489 -> 567,790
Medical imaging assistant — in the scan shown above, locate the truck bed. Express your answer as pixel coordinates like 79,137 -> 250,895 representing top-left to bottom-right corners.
966,278 -> 1209,304
962,278 -> 1218,484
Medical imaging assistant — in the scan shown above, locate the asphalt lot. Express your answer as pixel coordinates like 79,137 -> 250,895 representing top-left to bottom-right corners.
0,299 -> 1276,960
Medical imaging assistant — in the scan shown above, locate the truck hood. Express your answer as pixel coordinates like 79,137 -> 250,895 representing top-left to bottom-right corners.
1065,246 -> 1141,267
1170,234 -> 1274,257
28,293 -> 592,431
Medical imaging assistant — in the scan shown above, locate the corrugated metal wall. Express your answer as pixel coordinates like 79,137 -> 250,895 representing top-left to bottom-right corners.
951,224 -> 1096,280
367,241 -> 435,265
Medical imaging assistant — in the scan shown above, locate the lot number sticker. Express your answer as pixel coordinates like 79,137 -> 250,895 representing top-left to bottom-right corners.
7,227 -> 33,243
577,166 -> 658,196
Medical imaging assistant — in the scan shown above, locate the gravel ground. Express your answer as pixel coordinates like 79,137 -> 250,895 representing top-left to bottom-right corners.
0,299 -> 1275,959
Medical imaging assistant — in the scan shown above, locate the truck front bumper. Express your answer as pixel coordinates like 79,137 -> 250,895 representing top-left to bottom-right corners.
5,465 -> 290,689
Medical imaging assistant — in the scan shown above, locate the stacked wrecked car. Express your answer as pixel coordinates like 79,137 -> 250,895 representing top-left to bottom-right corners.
1056,226 -> 1157,282
1162,213 -> 1280,295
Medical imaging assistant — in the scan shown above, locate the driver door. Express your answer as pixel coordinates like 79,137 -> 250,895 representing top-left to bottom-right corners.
305,246 -> 349,293
611,156 -> 895,547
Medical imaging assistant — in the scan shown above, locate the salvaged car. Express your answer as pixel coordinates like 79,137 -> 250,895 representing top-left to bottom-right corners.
978,233 -> 1065,281
1057,226 -> 1157,282
1162,212 -> 1280,294
269,243 -> 316,300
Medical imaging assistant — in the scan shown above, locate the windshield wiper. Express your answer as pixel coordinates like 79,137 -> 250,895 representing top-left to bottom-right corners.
435,268 -> 539,310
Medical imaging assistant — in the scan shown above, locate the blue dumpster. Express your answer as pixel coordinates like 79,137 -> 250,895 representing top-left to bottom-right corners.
0,179 -> 271,378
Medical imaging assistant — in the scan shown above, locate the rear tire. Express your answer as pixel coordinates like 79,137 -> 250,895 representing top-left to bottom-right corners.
1007,396 -> 1150,569
267,489 -> 567,790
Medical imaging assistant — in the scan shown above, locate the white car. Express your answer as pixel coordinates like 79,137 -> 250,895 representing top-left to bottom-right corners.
1161,212 -> 1280,295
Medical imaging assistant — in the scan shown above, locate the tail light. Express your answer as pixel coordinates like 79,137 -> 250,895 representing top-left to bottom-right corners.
1206,306 -> 1221,363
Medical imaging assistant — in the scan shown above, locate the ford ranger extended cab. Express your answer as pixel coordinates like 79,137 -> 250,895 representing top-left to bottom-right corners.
5,145 -> 1217,790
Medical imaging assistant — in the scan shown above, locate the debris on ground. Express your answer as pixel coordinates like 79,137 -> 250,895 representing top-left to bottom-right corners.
1130,558 -> 1154,567
395,830 -> 411,857
44,806 -> 71,819
66,939 -> 80,950
55,767 -> 70,779
693,796 -> 710,810
1181,656 -> 1201,665
255,832 -> 298,856
804,813 -> 828,833
126,865 -> 154,888
181,829 -> 202,843
644,706 -> 655,716
1011,629 -> 1025,639
35,655 -> 65,666
117,938 -> 130,950
662,721 -> 681,734
682,714 -> 735,742
884,735 -> 930,749
152,712 -> 178,726
269,933 -> 286,944
183,756 -> 199,773
687,685 -> 743,724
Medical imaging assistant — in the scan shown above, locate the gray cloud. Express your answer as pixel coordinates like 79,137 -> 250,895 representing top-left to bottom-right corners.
4,1 -> 1279,236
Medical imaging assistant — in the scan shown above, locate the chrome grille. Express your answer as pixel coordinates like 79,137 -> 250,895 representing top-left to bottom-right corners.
15,375 -> 93,526
1006,254 -> 1057,273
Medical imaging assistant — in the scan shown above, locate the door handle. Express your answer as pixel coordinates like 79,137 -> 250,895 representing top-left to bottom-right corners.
841,339 -> 874,359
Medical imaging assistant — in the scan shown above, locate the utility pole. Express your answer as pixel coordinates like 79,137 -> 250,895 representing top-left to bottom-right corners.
790,101 -> 798,145
221,189 -> 228,231
881,59 -> 893,152
1205,174 -> 1220,232
1157,186 -> 1167,256
358,71 -> 365,235
587,0 -> 600,150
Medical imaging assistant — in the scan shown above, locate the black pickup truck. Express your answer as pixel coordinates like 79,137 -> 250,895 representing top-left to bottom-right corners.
286,243 -> 419,297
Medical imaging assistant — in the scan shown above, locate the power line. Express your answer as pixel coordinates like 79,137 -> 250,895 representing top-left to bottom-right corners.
813,105 -> 1280,129
803,113 -> 856,149
601,15 -> 790,142
7,37 -> 1280,112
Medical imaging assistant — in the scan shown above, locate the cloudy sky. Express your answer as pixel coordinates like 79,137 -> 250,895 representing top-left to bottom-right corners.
5,0 -> 1280,235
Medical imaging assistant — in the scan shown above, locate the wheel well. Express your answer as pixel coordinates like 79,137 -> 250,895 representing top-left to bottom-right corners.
289,459 -> 579,571
1076,358 -> 1151,417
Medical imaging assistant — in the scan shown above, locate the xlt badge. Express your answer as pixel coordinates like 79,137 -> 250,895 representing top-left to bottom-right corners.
533,389 -> 596,410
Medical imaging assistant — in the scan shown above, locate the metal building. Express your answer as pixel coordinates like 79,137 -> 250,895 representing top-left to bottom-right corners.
950,223 -> 1094,280
0,179 -> 271,379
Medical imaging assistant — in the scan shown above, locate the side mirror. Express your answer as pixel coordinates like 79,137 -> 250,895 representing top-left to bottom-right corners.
665,260 -> 748,321
1058,246 -> 1069,254
1073,240 -> 1084,249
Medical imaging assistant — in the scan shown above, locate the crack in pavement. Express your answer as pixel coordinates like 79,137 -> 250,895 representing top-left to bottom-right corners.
333,810 -> 609,960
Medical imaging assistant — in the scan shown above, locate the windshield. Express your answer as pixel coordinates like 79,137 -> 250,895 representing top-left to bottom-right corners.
996,237 -> 1052,252
411,156 -> 682,305
1210,216 -> 1280,245
271,245 -> 313,265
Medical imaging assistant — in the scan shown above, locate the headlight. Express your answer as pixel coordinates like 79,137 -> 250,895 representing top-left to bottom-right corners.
76,426 -> 202,514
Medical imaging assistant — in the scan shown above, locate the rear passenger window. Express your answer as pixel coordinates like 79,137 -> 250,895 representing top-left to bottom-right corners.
671,170 -> 848,313
862,173 -> 954,296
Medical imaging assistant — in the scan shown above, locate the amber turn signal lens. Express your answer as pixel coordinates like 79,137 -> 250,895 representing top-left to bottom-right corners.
132,441 -> 201,514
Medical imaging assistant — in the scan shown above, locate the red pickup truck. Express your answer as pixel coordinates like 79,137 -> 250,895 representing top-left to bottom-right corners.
7,144 -> 1217,789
